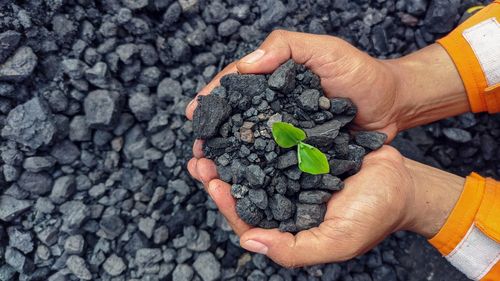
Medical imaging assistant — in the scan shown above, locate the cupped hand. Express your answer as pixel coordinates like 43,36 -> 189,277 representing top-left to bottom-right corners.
188,146 -> 420,267
186,30 -> 404,140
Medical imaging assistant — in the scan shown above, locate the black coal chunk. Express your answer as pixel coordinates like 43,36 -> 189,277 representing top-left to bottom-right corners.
298,89 -> 321,111
329,159 -> 358,176
269,194 -> 294,221
330,97 -> 357,115
248,189 -> 268,210
0,46 -> 37,82
236,197 -> 264,225
1,97 -> 56,149
220,74 -> 267,97
442,128 -> 472,143
0,30 -> 21,63
321,174 -> 344,191
245,165 -> 265,187
295,203 -> 326,231
268,59 -> 297,94
84,90 -> 123,130
353,131 -> 387,150
193,94 -> 232,138
304,120 -> 342,147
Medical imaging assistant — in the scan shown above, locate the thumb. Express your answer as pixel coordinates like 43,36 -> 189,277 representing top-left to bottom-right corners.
236,30 -> 338,75
239,223 -> 358,268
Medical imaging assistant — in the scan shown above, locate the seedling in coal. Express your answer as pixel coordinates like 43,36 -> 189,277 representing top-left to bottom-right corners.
272,122 -> 330,175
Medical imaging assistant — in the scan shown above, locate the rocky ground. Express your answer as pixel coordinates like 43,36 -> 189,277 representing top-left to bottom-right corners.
0,0 -> 495,280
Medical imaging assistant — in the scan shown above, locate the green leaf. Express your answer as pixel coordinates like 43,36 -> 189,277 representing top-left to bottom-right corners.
271,122 -> 306,148
297,142 -> 330,175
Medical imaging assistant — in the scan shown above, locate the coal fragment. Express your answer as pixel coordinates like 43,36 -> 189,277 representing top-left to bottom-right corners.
245,165 -> 265,187
269,194 -> 294,221
230,184 -> 248,199
66,255 -> 92,280
99,215 -> 125,239
1,97 -> 56,149
193,252 -> 221,281
50,175 -> 76,204
236,197 -> 264,225
248,189 -> 268,210
0,31 -> 21,63
276,150 -> 298,169
18,171 -> 53,195
442,128 -> 472,143
299,190 -> 332,204
304,120 -> 342,147
0,196 -> 31,222
193,94 -> 231,138
5,247 -> 34,273
83,90 -> 122,130
7,227 -> 34,254
424,0 -> 460,33
268,59 -> 296,94
295,204 -> 326,230
102,254 -> 127,276
330,97 -> 357,115
354,131 -> 387,150
0,46 -> 37,82
321,174 -> 344,191
220,74 -> 267,97
298,89 -> 321,111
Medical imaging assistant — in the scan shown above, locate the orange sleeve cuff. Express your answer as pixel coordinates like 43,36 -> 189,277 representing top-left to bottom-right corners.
436,1 -> 500,113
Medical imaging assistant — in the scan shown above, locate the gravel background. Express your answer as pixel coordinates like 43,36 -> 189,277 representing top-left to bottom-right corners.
0,0 -> 496,280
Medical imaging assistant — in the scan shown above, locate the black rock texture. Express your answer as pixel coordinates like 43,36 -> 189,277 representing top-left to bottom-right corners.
0,0 -> 489,280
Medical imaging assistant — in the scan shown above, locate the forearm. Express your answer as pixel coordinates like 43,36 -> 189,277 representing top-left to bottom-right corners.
402,157 -> 465,238
386,44 -> 470,131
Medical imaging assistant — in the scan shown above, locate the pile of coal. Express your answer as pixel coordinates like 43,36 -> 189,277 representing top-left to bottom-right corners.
193,60 -> 387,231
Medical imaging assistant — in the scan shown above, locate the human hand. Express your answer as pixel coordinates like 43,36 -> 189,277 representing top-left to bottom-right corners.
188,146 -> 464,267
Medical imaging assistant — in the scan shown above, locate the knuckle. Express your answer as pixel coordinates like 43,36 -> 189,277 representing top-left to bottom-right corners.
268,29 -> 288,41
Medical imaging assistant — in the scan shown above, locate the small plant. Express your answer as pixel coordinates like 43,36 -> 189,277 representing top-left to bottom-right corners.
271,122 -> 330,175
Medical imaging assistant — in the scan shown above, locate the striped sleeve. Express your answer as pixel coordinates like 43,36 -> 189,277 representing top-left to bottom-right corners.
429,173 -> 500,280
437,0 -> 500,113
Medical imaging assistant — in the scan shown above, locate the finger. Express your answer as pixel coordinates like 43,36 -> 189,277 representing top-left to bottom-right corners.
239,222 -> 358,267
195,158 -> 219,185
185,62 -> 238,120
237,30 -> 336,74
207,179 -> 251,236
192,139 -> 204,159
187,158 -> 201,182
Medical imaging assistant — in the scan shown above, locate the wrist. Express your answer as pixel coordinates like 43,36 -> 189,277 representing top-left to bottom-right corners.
385,44 -> 470,131
402,158 -> 465,238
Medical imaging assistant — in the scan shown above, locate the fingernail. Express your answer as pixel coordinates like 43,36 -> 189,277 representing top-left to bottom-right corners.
242,240 -> 268,255
241,49 -> 265,64
187,99 -> 196,109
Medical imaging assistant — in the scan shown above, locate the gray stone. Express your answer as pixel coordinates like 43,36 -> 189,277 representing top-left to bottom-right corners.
135,248 -> 162,265
138,217 -> 156,238
153,225 -> 169,244
329,159 -> 358,176
5,247 -> 33,273
173,264 -> 194,281
102,254 -> 126,276
193,94 -> 232,138
23,156 -> 56,173
298,89 -> 321,111
218,19 -> 241,36
268,59 -> 296,94
299,190 -> 332,204
353,131 -> 387,150
187,230 -> 210,252
99,215 -> 125,239
276,150 -> 298,169
330,97 -> 356,115
36,226 -> 58,246
0,46 -> 37,82
248,189 -> 268,210
319,96 -> 331,110
270,194 -> 294,221
129,92 -> 155,121
69,115 -> 92,141
64,235 -> 84,255
295,204 -> 326,230
66,255 -> 92,280
236,197 -> 264,226
320,174 -> 344,191
84,90 -> 122,129
0,31 -> 21,63
60,201 -> 90,231
18,171 -> 53,195
193,252 -> 221,281
1,97 -> 56,149
304,119 -> 342,147
7,227 -> 34,254
50,140 -> 80,165
442,128 -> 472,143
230,184 -> 248,200
50,175 -> 76,204
245,165 -> 265,187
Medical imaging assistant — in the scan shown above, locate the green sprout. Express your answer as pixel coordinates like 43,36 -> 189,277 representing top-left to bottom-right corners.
271,122 -> 330,175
